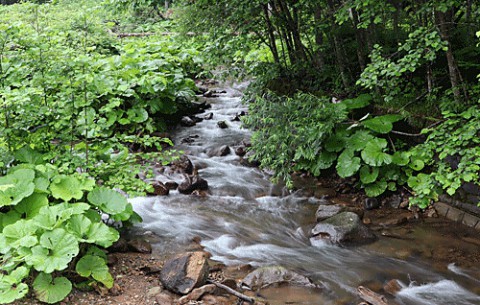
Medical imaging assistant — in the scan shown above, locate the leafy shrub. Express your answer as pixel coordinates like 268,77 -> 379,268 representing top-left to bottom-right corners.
0,163 -> 139,304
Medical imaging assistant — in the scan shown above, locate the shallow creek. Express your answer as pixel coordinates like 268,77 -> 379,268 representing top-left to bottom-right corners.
131,83 -> 480,305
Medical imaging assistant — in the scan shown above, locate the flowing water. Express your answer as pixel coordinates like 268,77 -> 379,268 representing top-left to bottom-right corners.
131,83 -> 480,305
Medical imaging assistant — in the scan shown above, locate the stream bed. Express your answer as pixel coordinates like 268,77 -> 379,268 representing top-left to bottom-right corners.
131,83 -> 480,305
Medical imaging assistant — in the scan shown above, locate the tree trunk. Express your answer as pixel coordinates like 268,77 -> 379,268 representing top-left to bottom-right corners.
263,4 -> 280,63
435,10 -> 467,103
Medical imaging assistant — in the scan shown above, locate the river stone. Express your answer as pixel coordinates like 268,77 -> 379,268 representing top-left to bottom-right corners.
311,212 -> 376,245
241,266 -> 318,291
178,175 -> 209,194
160,251 -> 210,295
181,116 -> 196,127
169,156 -> 194,175
217,120 -> 228,129
204,112 -> 214,120
235,146 -> 246,157
208,145 -> 231,157
149,181 -> 169,196
127,238 -> 152,253
315,204 -> 343,221
165,181 -> 179,190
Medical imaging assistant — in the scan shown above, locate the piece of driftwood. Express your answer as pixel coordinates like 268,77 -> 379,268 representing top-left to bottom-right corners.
207,279 -> 255,304
357,286 -> 390,305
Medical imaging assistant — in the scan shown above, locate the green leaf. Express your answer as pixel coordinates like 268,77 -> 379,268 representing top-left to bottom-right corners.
0,219 -> 38,253
33,273 -> 71,304
362,115 -> 403,134
14,146 -> 44,165
87,187 -> 128,215
341,94 -> 371,110
347,130 -> 375,151
392,151 -> 410,166
50,175 -> 85,202
365,180 -> 388,197
86,222 -> 119,247
14,193 -> 49,219
409,159 -> 425,171
361,138 -> 392,166
26,229 -> 79,273
324,134 -> 345,152
336,150 -> 361,178
76,255 -> 114,288
359,166 -> 379,184
0,169 -> 36,207
0,267 -> 29,304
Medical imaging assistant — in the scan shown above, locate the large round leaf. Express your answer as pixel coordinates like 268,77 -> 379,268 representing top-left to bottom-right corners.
33,273 -> 71,304
50,175 -> 84,202
76,255 -> 114,288
0,219 -> 38,253
362,114 -> 403,134
361,138 -> 393,166
0,266 -> 29,304
26,229 -> 79,273
336,149 -> 361,178
359,166 -> 379,184
87,187 -> 128,215
0,168 -> 35,207
365,180 -> 388,197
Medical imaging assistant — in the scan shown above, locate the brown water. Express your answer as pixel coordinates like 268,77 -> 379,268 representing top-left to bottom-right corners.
131,83 -> 480,305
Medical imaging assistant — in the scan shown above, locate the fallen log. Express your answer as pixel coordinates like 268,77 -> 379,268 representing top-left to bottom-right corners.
357,286 -> 393,305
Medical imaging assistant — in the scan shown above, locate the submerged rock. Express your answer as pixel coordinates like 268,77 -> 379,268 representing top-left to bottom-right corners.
208,145 -> 231,157
311,212 -> 376,245
241,266 -> 319,291
149,181 -> 169,196
160,251 -> 210,295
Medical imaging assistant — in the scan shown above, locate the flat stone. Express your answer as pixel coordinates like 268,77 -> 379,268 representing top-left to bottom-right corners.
446,208 -> 465,222
147,286 -> 162,298
462,213 -> 479,228
434,202 -> 450,217
155,293 -> 174,304
127,238 -> 152,254
315,204 -> 343,222
160,251 -> 209,295
241,266 -> 318,291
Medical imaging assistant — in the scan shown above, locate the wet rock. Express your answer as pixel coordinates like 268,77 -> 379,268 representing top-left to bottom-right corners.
311,212 -> 377,245
191,116 -> 204,123
364,198 -> 380,210
235,146 -> 246,157
239,151 -> 260,167
241,266 -> 318,291
160,251 -> 210,295
165,181 -> 179,190
169,156 -> 194,175
196,85 -> 208,94
217,120 -> 228,129
181,116 -> 196,127
108,237 -> 129,253
149,181 -> 169,196
208,145 -> 231,157
178,175 -> 209,194
127,238 -> 152,254
315,204 -> 343,222
379,216 -> 407,227
178,284 -> 216,304
181,134 -> 199,144
204,112 -> 214,120
387,195 -> 402,209
384,279 -> 403,296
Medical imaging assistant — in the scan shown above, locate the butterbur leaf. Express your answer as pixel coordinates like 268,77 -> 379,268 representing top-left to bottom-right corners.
361,138 -> 392,166
14,146 -> 44,165
324,134 -> 345,152
0,266 -> 29,304
50,175 -> 85,201
365,180 -> 388,197
359,166 -> 379,184
336,150 -> 361,178
76,255 -> 114,288
14,193 -> 49,219
33,273 -> 71,304
409,159 -> 425,171
392,151 -> 410,166
65,214 -> 92,240
0,169 -> 35,207
26,229 -> 79,273
342,94 -> 371,110
362,114 -> 403,134
87,187 -> 128,215
0,219 -> 38,253
347,130 -> 375,151
86,222 -> 119,247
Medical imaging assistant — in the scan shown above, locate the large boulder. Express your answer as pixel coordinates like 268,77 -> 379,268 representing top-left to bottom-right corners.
181,116 -> 196,127
207,145 -> 231,157
160,251 -> 210,295
311,212 -> 376,245
168,156 -> 194,175
241,266 -> 318,291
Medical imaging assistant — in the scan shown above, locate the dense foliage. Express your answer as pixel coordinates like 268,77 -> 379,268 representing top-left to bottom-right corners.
0,0 -> 201,302
178,0 -> 480,206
